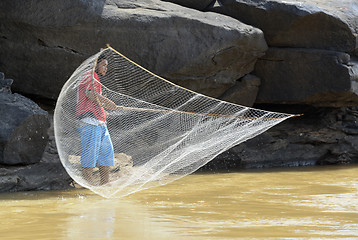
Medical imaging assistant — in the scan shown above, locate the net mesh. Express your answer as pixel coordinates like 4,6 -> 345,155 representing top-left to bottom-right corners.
54,46 -> 295,198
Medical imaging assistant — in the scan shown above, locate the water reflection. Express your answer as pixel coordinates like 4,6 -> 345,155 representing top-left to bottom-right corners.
63,197 -> 117,239
0,165 -> 357,239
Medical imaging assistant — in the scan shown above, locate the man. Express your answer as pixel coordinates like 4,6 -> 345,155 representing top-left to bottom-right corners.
76,54 -> 117,185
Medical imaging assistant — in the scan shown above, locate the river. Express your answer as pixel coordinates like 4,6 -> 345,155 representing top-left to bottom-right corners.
1,165 -> 357,239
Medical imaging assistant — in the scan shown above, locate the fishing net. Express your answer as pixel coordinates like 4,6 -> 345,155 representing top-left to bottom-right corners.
54,46 -> 295,198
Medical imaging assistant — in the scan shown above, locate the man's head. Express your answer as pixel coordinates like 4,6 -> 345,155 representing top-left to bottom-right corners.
96,55 -> 108,76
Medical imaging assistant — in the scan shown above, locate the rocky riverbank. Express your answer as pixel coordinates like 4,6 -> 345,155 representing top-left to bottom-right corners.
2,93 -> 358,191
203,105 -> 358,171
0,0 -> 358,192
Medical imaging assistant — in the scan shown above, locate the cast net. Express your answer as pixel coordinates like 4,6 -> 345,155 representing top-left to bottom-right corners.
54,46 -> 295,198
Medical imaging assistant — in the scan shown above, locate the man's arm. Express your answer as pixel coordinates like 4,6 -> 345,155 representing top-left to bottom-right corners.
85,89 -> 117,110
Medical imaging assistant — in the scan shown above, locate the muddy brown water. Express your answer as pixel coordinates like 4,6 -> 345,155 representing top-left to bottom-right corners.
1,165 -> 357,239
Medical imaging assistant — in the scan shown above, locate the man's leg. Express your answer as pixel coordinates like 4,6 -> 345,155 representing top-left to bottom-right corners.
99,166 -> 110,185
98,126 -> 115,185
79,125 -> 101,185
83,167 -> 94,184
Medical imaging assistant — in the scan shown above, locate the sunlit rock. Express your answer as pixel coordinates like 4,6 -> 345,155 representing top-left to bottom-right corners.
254,48 -> 358,106
215,0 -> 358,54
0,0 -> 267,100
213,0 -> 358,106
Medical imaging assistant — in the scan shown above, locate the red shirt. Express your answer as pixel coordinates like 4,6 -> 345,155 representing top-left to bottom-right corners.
76,72 -> 106,122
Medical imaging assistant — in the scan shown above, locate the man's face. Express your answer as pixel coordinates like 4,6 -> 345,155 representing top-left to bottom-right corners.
97,59 -> 108,76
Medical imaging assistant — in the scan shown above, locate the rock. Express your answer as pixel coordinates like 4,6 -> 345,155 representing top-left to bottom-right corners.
234,132 -> 329,168
0,72 -> 12,94
202,106 -> 358,170
254,48 -> 358,106
0,0 -> 267,100
13,162 -> 71,191
219,74 -> 261,107
215,0 -> 358,55
160,0 -> 216,11
211,0 -> 358,106
0,91 -> 50,165
0,110 -> 72,193
0,76 -> 13,94
0,175 -> 19,192
0,161 -> 71,192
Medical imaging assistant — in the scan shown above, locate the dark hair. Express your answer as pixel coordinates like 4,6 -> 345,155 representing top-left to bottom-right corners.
97,53 -> 107,65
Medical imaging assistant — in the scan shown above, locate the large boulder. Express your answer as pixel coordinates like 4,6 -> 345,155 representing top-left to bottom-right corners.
0,0 -> 267,100
0,74 -> 50,165
215,0 -> 358,55
212,0 -> 358,106
254,48 -> 358,106
0,112 -> 71,193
